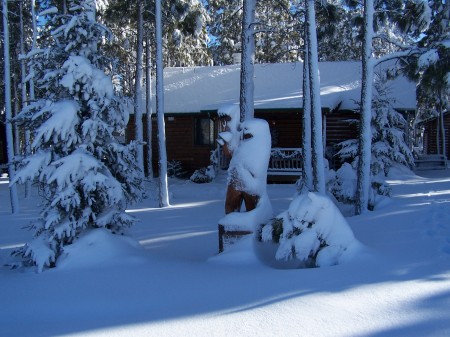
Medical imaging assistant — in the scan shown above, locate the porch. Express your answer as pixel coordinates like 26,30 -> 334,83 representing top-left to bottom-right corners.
219,147 -> 303,180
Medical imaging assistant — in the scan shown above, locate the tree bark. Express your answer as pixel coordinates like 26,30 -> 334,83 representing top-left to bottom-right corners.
145,30 -> 154,179
3,0 -> 20,213
134,0 -> 145,174
300,41 -> 313,193
156,0 -> 170,207
306,0 -> 326,195
239,0 -> 256,122
355,0 -> 374,215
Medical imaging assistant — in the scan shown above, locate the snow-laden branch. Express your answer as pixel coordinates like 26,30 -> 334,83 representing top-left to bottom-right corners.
374,47 -> 424,67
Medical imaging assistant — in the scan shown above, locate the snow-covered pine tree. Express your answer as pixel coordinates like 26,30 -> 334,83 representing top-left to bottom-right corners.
12,0 -> 144,272
207,0 -> 302,65
332,72 -> 414,208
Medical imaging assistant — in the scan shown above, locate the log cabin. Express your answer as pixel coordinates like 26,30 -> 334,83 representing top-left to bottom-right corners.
419,112 -> 450,168
126,61 -> 417,177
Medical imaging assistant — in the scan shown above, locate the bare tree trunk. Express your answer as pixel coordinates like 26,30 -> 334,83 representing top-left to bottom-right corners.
306,0 -> 325,195
300,42 -> 313,193
156,0 -> 170,207
134,0 -> 145,174
3,0 -> 20,214
145,30 -> 154,179
239,0 -> 256,122
438,89 -> 446,158
355,0 -> 374,215
20,0 -> 32,198
13,76 -> 20,156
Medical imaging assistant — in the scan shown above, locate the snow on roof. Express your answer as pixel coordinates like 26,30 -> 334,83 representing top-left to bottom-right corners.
156,61 -> 416,114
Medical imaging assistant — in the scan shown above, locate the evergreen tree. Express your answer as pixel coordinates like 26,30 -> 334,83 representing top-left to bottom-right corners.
12,0 -> 144,272
207,0 -> 302,65
407,0 -> 449,155
332,73 -> 414,208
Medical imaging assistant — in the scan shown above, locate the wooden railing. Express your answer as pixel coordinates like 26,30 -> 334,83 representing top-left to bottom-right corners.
218,147 -> 303,176
268,148 -> 302,176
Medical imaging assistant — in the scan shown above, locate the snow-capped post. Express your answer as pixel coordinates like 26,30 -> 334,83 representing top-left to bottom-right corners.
134,0 -> 145,175
10,0 -> 144,271
3,0 -> 20,214
217,108 -> 273,252
239,0 -> 256,122
355,0 -> 374,215
306,0 -> 326,195
155,0 -> 170,207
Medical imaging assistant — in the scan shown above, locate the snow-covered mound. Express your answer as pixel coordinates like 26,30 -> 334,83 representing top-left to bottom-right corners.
56,229 -> 146,270
260,192 -> 363,267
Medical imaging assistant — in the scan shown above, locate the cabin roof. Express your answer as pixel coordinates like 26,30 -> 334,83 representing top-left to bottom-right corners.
149,61 -> 416,114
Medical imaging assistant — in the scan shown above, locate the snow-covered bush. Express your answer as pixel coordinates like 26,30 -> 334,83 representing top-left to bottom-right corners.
327,161 -> 390,209
167,160 -> 187,178
190,166 -> 215,183
259,192 -> 361,268
190,149 -> 219,183
11,1 -> 144,272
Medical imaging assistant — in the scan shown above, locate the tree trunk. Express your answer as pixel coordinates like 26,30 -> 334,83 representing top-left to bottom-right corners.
306,0 -> 325,195
300,41 -> 313,193
239,0 -> 256,122
438,89 -> 446,158
3,0 -> 20,214
20,0 -> 31,198
145,30 -> 154,179
156,0 -> 170,207
355,0 -> 374,215
134,0 -> 145,174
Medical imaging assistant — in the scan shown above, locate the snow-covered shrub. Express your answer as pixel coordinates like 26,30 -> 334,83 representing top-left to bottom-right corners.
11,1 -> 144,272
167,160 -> 187,178
190,149 -> 219,183
327,161 -> 390,209
190,166 -> 215,183
259,192 -> 361,268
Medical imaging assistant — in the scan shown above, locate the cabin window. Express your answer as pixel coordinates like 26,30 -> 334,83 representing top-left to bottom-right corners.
194,118 -> 214,146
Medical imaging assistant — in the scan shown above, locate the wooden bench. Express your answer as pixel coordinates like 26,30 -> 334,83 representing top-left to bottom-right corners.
415,154 -> 447,170
267,148 -> 302,183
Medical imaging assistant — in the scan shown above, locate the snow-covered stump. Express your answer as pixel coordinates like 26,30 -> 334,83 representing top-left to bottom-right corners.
218,117 -> 273,252
259,192 -> 362,268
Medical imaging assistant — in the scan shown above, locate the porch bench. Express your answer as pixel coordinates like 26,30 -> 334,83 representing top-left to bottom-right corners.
415,154 -> 447,170
267,148 -> 302,180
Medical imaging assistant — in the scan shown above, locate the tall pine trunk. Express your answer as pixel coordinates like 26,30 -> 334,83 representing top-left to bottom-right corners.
20,0 -> 32,198
300,42 -> 313,193
306,0 -> 325,195
145,31 -> 154,179
355,0 -> 374,215
239,0 -> 256,122
156,0 -> 170,207
134,0 -> 145,174
3,0 -> 19,213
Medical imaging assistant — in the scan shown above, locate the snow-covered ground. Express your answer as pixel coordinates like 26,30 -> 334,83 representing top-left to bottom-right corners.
1,168 -> 450,337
